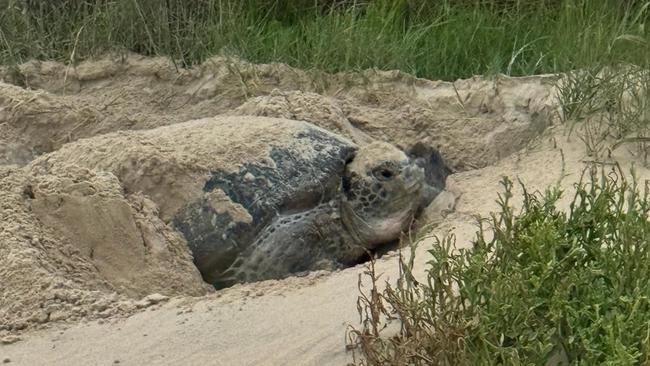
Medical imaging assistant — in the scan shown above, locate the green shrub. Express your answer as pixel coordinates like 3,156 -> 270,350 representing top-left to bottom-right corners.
349,166 -> 650,365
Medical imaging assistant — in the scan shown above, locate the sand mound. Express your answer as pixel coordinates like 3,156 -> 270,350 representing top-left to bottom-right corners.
1,55 -> 558,170
234,75 -> 559,170
0,55 -> 559,338
0,162 -> 209,333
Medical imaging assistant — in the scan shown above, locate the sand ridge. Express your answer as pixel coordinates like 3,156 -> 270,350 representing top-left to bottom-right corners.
1,54 -> 557,169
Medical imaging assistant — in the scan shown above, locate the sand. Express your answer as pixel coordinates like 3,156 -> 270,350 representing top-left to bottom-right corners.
1,55 -> 641,365
0,54 -> 556,169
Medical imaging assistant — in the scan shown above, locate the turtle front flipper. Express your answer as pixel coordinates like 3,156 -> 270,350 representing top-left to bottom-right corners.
172,188 -> 264,286
211,203 -> 363,288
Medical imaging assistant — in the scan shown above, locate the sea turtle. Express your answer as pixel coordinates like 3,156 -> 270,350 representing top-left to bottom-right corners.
41,116 -> 450,288
167,121 -> 450,288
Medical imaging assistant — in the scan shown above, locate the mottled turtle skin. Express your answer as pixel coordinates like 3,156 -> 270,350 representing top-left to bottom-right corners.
173,128 -> 449,289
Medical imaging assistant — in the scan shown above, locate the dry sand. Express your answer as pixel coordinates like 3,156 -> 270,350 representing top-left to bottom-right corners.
1,55 -> 643,365
0,54 -> 556,169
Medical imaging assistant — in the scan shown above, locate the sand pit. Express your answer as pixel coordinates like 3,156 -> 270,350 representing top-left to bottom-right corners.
0,55 -> 607,365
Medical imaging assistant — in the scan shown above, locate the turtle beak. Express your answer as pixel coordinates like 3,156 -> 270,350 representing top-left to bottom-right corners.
403,165 -> 425,191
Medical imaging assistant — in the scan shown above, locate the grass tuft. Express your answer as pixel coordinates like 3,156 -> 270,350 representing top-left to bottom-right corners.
556,66 -> 650,161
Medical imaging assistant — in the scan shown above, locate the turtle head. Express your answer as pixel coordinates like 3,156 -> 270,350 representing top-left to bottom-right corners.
340,141 -> 430,248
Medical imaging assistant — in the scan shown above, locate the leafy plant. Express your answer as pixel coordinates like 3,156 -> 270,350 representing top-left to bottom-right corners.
349,166 -> 650,365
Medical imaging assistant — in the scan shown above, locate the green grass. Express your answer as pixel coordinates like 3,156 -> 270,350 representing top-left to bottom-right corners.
349,167 -> 650,365
555,65 -> 650,161
0,0 -> 648,80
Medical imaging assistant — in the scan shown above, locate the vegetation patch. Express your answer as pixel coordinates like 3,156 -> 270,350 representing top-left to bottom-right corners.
349,167 -> 650,365
557,66 -> 650,162
1,0 -> 648,80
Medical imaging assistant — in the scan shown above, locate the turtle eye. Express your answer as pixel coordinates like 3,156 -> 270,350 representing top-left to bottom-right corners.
373,167 -> 395,181
380,169 -> 393,179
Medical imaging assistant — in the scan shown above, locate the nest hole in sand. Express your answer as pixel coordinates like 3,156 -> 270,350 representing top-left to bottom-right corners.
0,55 -> 558,332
